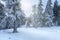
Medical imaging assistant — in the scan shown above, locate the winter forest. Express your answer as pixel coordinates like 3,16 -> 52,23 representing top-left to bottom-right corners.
0,0 -> 60,40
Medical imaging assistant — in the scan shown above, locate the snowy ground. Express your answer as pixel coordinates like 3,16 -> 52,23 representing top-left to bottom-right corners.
0,27 -> 60,40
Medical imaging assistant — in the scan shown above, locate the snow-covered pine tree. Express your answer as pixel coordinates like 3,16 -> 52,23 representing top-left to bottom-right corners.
43,0 -> 54,27
53,0 -> 58,26
32,5 -> 38,27
37,0 -> 43,27
32,0 -> 43,27
31,5 -> 37,27
5,0 -> 25,32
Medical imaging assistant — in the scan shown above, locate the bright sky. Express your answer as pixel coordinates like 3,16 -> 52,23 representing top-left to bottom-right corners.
21,0 -> 60,17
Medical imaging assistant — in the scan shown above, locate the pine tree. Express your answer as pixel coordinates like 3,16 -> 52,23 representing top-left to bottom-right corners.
53,0 -> 58,25
5,0 -> 25,32
32,5 -> 38,27
37,0 -> 43,27
43,0 -> 54,27
12,0 -> 25,33
32,0 -> 43,27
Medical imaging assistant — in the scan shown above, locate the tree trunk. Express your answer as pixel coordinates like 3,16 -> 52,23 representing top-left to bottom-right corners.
13,26 -> 17,33
13,21 -> 17,33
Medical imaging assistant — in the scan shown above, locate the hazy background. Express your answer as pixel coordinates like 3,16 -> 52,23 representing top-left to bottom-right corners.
21,0 -> 60,17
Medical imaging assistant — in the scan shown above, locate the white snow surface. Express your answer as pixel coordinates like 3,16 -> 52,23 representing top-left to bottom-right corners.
0,27 -> 60,40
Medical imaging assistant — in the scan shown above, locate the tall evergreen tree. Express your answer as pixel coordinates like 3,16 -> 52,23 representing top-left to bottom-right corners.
32,0 -> 43,27
53,0 -> 58,25
43,0 -> 54,27
37,0 -> 43,27
32,5 -> 38,27
5,0 -> 25,32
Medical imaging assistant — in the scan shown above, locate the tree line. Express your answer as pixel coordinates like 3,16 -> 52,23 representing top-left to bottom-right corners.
26,0 -> 60,27
0,0 -> 60,32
